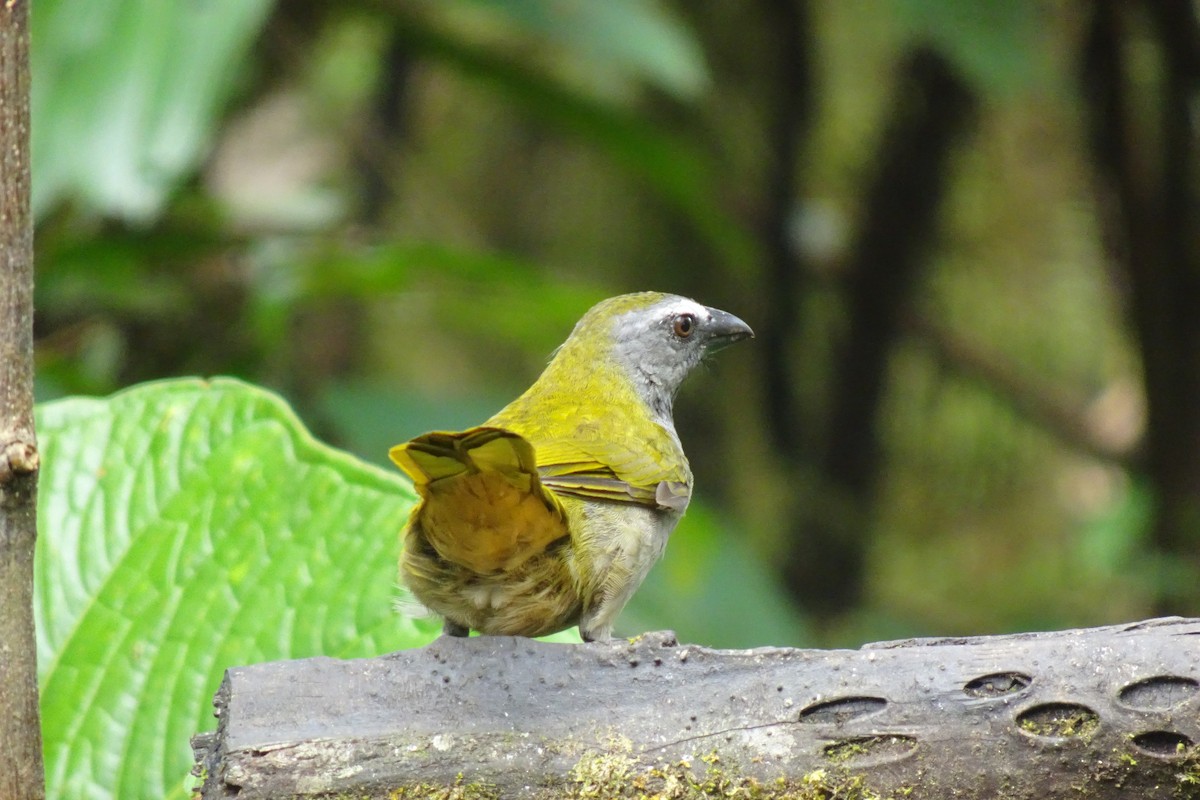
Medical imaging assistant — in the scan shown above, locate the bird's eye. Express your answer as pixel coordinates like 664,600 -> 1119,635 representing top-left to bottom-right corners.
672,313 -> 696,338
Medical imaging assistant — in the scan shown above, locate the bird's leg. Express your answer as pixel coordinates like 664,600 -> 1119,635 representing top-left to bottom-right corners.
578,612 -> 613,643
579,562 -> 639,642
442,618 -> 470,637
580,625 -> 609,643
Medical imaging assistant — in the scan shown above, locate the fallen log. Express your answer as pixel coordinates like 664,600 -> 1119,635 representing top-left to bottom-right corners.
192,617 -> 1200,798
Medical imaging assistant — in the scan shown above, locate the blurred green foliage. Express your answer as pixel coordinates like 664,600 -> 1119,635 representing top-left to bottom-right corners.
31,0 -> 274,221
893,0 -> 1049,93
26,1 -> 1173,794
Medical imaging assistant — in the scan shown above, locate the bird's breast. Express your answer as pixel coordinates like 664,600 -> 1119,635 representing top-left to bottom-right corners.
567,499 -> 680,590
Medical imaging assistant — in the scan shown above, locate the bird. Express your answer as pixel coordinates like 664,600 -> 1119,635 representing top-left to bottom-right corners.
389,292 -> 753,641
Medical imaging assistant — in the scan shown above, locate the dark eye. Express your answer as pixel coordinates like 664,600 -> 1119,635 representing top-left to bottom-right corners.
672,313 -> 696,338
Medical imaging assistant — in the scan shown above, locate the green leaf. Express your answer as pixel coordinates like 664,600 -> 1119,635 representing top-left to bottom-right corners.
249,237 -> 611,352
893,0 -> 1049,94
461,0 -> 710,100
31,0 -> 274,222
35,378 -> 432,800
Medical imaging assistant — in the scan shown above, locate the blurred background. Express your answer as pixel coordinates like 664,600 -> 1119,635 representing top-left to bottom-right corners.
29,0 -> 1200,648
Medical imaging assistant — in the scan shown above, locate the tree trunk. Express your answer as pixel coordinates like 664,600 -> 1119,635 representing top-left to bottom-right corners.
1081,0 -> 1200,613
0,2 -> 45,799
194,618 -> 1200,799
781,46 -> 976,618
757,0 -> 813,459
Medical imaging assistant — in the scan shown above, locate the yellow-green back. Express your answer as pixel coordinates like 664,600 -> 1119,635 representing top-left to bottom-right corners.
486,292 -> 692,505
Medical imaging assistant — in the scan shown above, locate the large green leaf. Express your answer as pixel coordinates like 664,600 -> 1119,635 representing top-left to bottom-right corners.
35,378 -> 433,800
31,0 -> 274,222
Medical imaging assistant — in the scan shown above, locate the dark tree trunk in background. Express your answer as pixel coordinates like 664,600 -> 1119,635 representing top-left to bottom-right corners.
758,0 -> 813,457
255,0 -> 374,415
357,28 -> 413,227
781,47 -> 976,620
0,2 -> 46,798
1082,0 -> 1200,613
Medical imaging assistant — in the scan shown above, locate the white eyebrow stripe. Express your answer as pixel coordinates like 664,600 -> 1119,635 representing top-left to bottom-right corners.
662,298 -> 708,319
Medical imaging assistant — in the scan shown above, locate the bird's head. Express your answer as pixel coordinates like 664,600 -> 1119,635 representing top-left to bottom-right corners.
555,292 -> 754,419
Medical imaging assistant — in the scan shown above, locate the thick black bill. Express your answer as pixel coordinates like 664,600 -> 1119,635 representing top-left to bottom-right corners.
704,306 -> 754,351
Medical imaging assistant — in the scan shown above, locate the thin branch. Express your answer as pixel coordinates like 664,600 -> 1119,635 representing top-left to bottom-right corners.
0,1 -> 46,799
904,311 -> 1143,467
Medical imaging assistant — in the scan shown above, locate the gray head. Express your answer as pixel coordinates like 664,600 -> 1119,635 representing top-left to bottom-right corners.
567,292 -> 754,419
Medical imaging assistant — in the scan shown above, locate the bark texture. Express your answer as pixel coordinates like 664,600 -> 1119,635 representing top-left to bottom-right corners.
0,2 -> 45,799
194,618 -> 1200,799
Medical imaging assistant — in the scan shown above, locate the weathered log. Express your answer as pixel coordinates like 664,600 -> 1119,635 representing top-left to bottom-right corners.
192,618 -> 1200,798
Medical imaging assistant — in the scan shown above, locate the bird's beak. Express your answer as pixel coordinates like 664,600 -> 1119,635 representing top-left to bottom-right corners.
704,307 -> 754,352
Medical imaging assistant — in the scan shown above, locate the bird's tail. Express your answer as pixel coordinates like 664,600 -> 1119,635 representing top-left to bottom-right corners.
390,426 -> 539,487
390,427 -> 568,573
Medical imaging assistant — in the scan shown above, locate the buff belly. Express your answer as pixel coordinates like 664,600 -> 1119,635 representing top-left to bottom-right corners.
401,500 -> 682,639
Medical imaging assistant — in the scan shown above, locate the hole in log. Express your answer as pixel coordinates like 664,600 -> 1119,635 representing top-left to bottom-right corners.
963,671 -> 1032,698
1118,676 -> 1199,711
1131,730 -> 1195,757
1016,703 -> 1099,739
798,696 -> 887,724
823,735 -> 917,764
